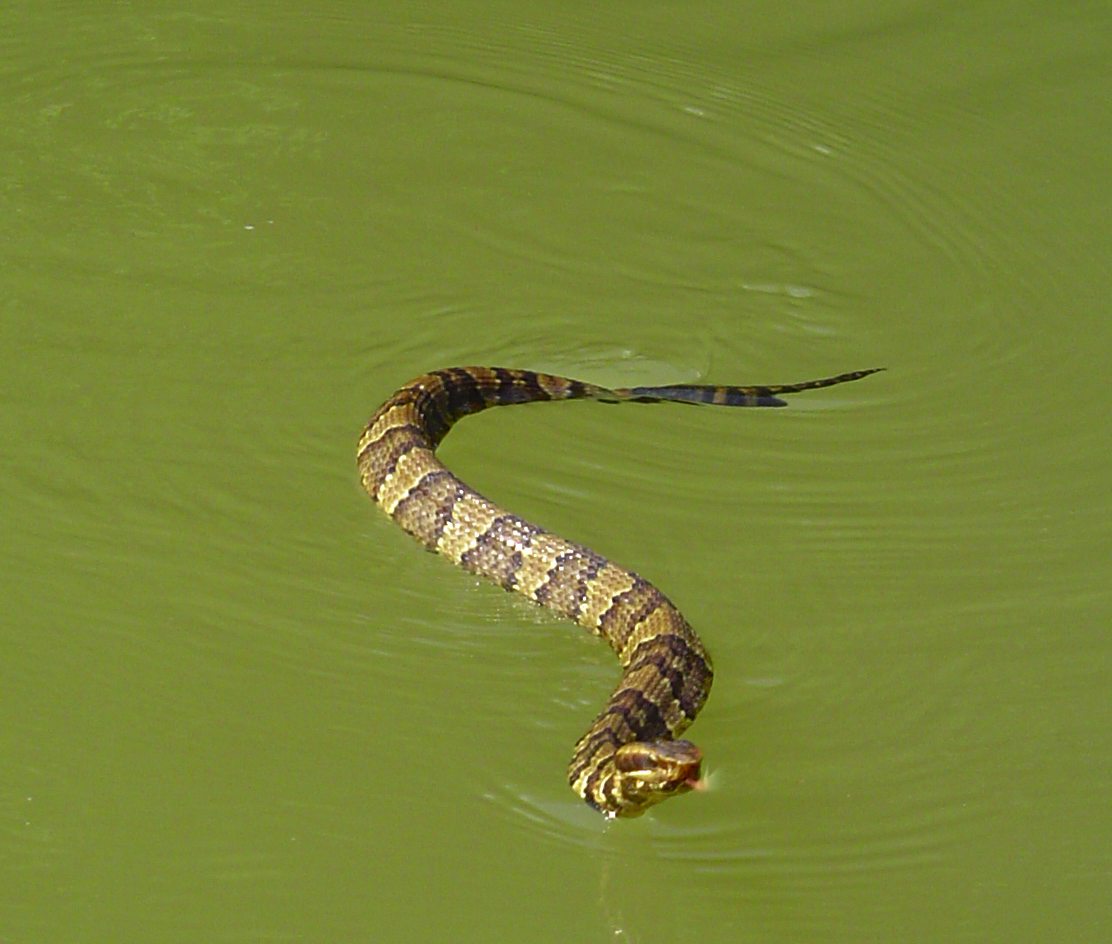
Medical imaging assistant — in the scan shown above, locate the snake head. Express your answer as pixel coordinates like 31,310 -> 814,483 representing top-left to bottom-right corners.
610,739 -> 704,817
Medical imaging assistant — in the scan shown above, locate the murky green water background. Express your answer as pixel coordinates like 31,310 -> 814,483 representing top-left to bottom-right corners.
3,2 -> 1109,941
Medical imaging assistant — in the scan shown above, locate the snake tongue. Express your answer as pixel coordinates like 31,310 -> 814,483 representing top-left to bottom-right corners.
686,777 -> 707,791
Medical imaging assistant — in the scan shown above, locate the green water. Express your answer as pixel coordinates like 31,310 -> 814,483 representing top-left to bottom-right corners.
3,2 -> 1109,941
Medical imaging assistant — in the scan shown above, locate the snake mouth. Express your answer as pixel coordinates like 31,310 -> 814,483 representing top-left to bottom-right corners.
676,763 -> 705,794
669,752 -> 705,795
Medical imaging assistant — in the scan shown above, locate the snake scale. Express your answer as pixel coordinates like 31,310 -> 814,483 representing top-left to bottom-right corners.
358,365 -> 881,818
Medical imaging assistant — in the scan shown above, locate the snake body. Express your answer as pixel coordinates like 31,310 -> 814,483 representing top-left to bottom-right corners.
357,365 -> 881,817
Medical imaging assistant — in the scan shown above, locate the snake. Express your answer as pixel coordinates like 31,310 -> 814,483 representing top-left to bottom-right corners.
357,365 -> 882,818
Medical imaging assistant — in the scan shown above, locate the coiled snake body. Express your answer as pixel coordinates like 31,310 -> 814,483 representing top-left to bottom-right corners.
358,366 -> 881,817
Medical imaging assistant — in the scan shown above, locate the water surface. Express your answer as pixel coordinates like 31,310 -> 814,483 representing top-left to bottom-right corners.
2,1 -> 1109,941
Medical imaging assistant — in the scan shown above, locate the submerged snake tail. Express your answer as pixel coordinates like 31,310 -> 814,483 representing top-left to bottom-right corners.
358,364 -> 881,817
609,367 -> 886,407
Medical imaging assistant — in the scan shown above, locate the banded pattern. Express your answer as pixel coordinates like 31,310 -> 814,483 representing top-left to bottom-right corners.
358,365 -> 882,817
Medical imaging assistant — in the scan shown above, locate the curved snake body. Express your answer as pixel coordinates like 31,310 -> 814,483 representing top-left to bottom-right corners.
357,366 -> 881,817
